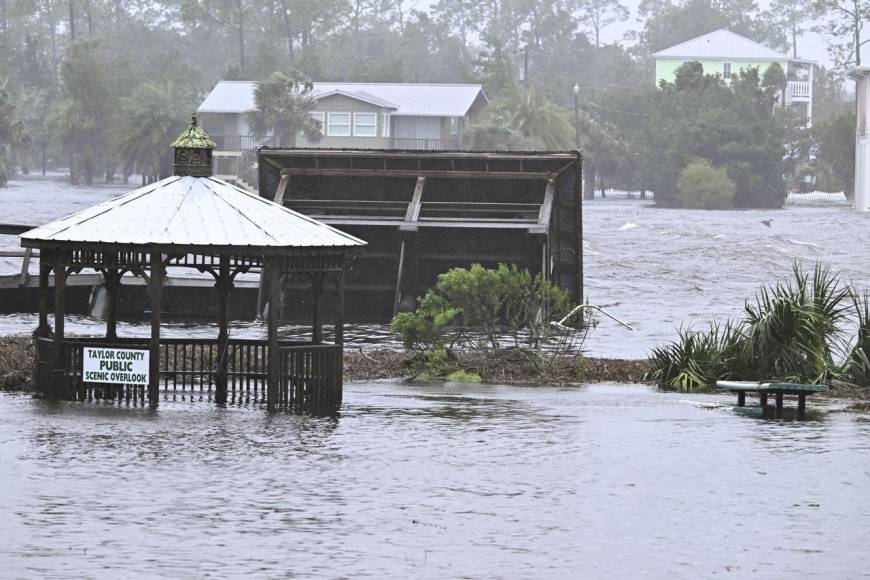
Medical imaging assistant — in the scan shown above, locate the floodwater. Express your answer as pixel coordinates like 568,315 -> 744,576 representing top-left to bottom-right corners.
2,177 -> 870,358
1,383 -> 868,579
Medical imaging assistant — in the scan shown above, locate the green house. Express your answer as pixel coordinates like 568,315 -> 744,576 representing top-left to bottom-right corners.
653,29 -> 814,125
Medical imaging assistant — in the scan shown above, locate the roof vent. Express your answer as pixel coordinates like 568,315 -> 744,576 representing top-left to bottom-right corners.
171,114 -> 216,177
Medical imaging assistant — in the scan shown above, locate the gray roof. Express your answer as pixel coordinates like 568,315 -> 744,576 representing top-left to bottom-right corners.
21,176 -> 366,250
198,81 -> 487,117
653,29 -> 789,61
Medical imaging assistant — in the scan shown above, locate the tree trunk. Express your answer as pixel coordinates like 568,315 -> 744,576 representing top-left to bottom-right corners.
85,0 -> 92,34
280,0 -> 294,61
68,0 -> 76,42
237,0 -> 246,76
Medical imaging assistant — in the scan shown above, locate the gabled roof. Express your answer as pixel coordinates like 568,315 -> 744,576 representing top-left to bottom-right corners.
198,81 -> 487,117
21,175 -> 366,251
653,29 -> 789,61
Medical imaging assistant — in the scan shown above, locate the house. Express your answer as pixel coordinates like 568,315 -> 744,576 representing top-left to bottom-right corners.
197,81 -> 489,187
653,29 -> 814,125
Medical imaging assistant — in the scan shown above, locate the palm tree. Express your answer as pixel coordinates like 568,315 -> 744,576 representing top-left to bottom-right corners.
113,80 -> 193,181
249,71 -> 322,148
489,86 -> 574,150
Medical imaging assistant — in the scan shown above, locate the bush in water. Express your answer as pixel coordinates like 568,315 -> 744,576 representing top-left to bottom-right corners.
674,159 -> 736,210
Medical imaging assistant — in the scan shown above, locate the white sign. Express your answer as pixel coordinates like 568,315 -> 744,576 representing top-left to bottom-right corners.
83,347 -> 150,385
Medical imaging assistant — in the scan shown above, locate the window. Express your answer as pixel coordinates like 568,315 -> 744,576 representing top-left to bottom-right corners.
382,113 -> 391,137
327,113 -> 351,136
723,62 -> 732,79
449,117 -> 460,136
353,112 -> 377,137
310,112 -> 324,129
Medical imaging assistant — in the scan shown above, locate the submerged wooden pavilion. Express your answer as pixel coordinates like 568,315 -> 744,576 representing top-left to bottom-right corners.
257,149 -> 583,320
21,116 -> 365,413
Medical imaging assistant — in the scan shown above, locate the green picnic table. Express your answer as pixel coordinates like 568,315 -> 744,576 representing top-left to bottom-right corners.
715,381 -> 830,419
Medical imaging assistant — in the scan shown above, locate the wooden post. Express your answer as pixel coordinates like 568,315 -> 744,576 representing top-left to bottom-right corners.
37,250 -> 51,338
148,251 -> 163,410
797,394 -> 806,419
266,257 -> 281,412
759,392 -> 768,414
775,392 -> 784,419
215,255 -> 231,405
104,253 -> 120,340
311,272 -> 323,344
737,391 -> 745,407
336,267 -> 345,346
53,250 -> 65,343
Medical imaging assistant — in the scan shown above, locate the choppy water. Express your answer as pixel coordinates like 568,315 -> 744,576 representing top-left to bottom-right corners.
1,384 -> 868,578
4,178 -> 870,358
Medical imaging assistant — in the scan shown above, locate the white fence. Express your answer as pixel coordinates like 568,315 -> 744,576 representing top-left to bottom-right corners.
785,191 -> 848,205
592,188 -> 654,200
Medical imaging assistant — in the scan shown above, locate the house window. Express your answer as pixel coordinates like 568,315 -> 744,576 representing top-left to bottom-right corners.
723,62 -> 732,79
353,112 -> 377,137
382,113 -> 391,137
327,113 -> 351,136
310,112 -> 324,129
449,117 -> 460,136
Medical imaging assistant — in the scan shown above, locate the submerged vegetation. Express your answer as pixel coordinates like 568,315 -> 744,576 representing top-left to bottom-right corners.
391,264 -> 590,381
649,262 -> 870,392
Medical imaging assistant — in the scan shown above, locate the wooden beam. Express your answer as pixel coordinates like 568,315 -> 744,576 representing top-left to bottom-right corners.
393,238 -> 406,317
266,256 -> 281,412
400,177 -> 425,232
215,255 -> 231,405
19,248 -> 32,286
273,174 -> 289,205
0,223 -> 34,235
37,250 -> 51,338
537,179 -> 555,230
280,168 -> 553,180
264,149 -> 578,161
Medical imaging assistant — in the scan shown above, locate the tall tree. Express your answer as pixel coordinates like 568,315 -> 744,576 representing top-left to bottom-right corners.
577,0 -> 628,49
771,0 -> 812,58
813,0 -> 870,68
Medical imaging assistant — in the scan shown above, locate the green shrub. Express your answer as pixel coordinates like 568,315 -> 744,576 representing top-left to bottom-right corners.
446,370 -> 481,383
674,159 -> 736,209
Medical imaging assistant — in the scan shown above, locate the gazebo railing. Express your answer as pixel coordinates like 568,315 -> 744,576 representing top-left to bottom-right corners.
35,337 -> 343,412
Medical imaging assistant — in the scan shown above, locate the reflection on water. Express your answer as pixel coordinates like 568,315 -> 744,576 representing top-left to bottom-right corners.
1,383 -> 868,578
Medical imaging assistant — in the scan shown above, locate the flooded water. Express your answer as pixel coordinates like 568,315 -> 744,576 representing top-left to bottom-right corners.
1,383 -> 868,578
4,177 -> 870,358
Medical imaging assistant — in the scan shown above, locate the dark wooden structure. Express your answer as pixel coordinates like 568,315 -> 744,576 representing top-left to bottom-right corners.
21,117 -> 365,414
258,149 -> 583,320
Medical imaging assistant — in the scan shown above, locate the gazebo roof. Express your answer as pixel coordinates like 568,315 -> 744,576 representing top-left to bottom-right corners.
21,175 -> 366,252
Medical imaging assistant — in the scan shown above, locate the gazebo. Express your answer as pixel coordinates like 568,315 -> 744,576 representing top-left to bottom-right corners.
21,116 -> 366,414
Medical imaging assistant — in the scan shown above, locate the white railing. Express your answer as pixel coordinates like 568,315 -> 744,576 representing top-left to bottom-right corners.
787,81 -> 811,99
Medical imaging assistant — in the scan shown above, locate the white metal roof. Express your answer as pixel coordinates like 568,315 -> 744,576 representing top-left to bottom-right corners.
198,81 -> 486,117
21,176 -> 366,250
653,29 -> 789,61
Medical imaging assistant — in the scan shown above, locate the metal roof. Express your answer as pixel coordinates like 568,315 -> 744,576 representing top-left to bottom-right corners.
653,29 -> 789,61
21,176 -> 366,250
198,81 -> 486,117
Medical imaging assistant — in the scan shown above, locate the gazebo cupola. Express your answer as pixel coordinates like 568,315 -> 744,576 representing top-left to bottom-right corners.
171,114 -> 216,177
20,116 -> 366,414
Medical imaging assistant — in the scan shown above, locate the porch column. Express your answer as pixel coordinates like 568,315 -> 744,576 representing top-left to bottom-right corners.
215,255 -> 232,405
148,251 -> 164,410
266,256 -> 281,412
311,272 -> 323,344
104,254 -> 121,340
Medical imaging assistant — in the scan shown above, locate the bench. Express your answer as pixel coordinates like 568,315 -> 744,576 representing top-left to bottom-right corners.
715,381 -> 830,419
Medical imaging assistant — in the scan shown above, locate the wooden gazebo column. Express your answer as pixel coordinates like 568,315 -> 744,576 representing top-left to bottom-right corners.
52,250 -> 66,398
311,272 -> 323,344
148,251 -> 164,409
103,253 -> 121,340
36,249 -> 52,338
266,256 -> 282,412
215,255 -> 232,405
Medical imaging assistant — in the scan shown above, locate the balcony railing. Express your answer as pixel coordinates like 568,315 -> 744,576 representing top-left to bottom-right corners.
787,81 -> 811,100
210,134 -> 271,151
391,137 -> 460,151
